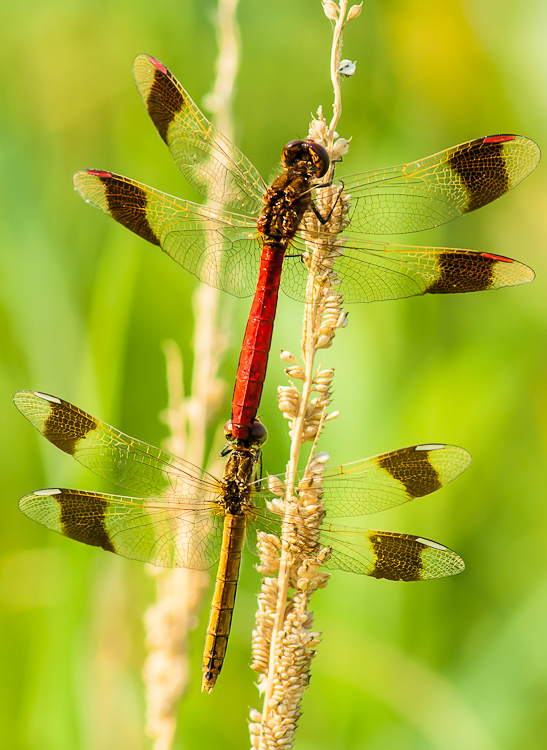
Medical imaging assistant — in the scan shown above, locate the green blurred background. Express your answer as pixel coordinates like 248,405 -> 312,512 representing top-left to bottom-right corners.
1,0 -> 546,748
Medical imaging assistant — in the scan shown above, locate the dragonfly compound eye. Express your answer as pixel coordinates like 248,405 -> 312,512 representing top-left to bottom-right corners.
308,141 -> 330,178
223,419 -> 234,441
249,419 -> 268,445
281,140 -> 307,168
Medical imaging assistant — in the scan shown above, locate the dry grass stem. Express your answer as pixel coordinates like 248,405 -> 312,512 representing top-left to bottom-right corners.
143,0 -> 240,747
251,2 -> 358,747
143,339 -> 220,750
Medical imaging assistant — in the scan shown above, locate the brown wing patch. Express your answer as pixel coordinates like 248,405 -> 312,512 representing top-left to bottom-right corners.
449,137 -> 511,213
369,532 -> 424,581
426,251 -> 498,293
57,491 -> 116,552
377,446 -> 441,497
43,398 -> 98,456
90,171 -> 160,246
145,57 -> 184,145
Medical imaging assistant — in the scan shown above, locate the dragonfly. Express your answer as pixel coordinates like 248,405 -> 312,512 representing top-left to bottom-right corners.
73,54 -> 539,444
16,389 -> 470,691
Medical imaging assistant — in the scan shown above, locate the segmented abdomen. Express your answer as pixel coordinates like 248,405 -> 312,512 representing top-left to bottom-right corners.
202,513 -> 247,693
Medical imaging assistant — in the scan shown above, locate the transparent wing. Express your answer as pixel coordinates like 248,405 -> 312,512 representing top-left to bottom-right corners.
341,134 -> 540,234
253,444 -> 471,518
73,170 -> 262,298
247,444 -> 468,580
19,488 -> 223,569
133,54 -> 267,215
279,233 -> 534,304
249,509 -> 464,581
14,390 -> 222,500
318,527 -> 465,580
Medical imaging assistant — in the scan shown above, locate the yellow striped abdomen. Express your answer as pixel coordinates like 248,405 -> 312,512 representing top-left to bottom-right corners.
202,513 -> 247,693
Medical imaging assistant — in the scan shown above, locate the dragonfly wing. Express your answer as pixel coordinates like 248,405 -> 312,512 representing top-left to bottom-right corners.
331,238 -> 534,302
319,526 -> 465,580
254,444 -> 471,518
73,171 -> 261,297
281,234 -> 534,303
342,134 -> 540,234
133,54 -> 267,215
248,509 -> 464,581
19,489 -> 223,569
14,390 -> 222,499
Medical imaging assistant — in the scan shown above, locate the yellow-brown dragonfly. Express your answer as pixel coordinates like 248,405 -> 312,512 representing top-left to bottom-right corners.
16,390 -> 470,691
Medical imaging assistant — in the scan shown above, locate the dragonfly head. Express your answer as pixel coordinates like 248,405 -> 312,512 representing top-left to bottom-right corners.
281,139 -> 330,178
221,418 -> 268,455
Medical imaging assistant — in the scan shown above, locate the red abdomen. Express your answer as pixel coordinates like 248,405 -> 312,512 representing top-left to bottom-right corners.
231,242 -> 285,440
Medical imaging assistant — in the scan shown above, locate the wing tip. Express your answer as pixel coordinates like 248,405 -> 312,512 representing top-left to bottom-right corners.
73,169 -> 113,185
14,389 -> 61,406
13,388 -> 31,404
33,391 -> 62,404
133,52 -> 149,65
133,53 -> 169,77
73,169 -> 112,200
484,254 -> 536,288
418,538 -> 466,578
86,169 -> 113,179
14,389 -> 62,414
19,487 -> 62,513
428,443 -> 473,479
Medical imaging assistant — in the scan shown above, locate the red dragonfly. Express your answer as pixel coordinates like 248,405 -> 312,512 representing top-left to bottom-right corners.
15,389 -> 470,691
74,55 -> 539,442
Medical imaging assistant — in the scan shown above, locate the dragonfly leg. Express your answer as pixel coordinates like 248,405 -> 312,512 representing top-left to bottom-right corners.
310,180 -> 345,225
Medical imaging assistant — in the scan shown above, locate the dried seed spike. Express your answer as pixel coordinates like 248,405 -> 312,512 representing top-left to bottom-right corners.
322,0 -> 339,21
332,137 -> 352,160
312,451 -> 329,465
254,6 -> 351,738
308,111 -> 328,143
316,334 -> 334,349
314,377 -> 333,387
280,349 -> 299,365
277,386 -> 299,400
268,475 -> 286,497
285,365 -> 306,380
314,384 -> 330,394
337,311 -> 349,328
279,402 -> 297,412
347,3 -> 363,21
316,368 -> 334,380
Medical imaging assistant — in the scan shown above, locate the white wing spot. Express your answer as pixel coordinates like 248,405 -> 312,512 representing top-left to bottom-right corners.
33,392 -> 62,404
35,488 -> 62,496
415,443 -> 445,451
415,537 -> 447,551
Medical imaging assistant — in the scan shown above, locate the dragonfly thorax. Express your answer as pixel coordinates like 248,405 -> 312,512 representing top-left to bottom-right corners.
257,142 -> 329,246
258,163 -> 323,245
221,448 -> 257,514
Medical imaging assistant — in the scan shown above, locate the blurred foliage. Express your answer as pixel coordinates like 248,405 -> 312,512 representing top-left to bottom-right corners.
1,0 -> 546,748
